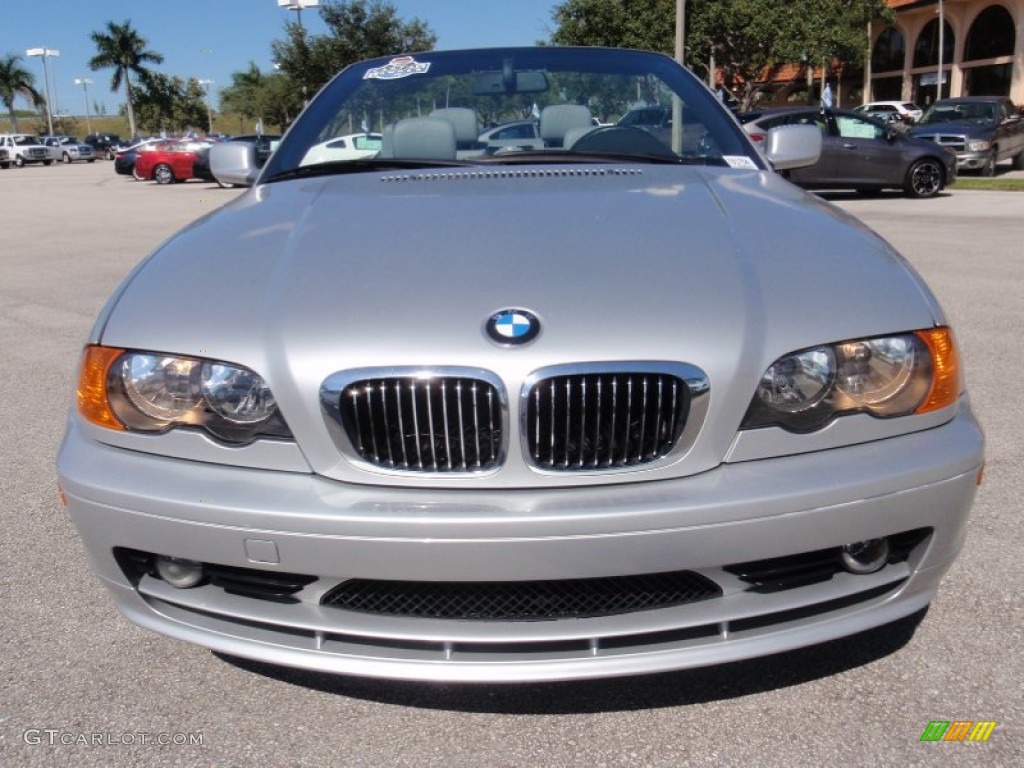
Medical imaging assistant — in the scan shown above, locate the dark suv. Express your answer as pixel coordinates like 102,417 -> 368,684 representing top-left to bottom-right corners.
84,133 -> 127,160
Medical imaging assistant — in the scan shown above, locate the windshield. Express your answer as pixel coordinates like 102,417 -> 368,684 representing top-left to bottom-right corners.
920,101 -> 997,125
14,136 -> 40,146
262,47 -> 759,181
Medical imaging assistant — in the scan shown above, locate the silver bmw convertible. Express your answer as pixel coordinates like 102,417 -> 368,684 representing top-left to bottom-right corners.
58,47 -> 984,683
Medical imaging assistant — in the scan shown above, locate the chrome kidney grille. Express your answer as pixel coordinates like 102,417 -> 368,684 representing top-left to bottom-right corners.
525,370 -> 690,470
326,370 -> 505,472
322,363 -> 708,474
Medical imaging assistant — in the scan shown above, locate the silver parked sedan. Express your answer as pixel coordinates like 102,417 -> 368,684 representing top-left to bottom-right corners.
58,47 -> 983,683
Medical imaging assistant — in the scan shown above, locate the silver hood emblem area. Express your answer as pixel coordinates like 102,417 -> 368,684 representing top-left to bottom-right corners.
486,309 -> 540,346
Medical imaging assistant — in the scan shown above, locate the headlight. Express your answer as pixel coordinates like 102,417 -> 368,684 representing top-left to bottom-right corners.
967,140 -> 991,152
741,328 -> 960,433
76,346 -> 292,444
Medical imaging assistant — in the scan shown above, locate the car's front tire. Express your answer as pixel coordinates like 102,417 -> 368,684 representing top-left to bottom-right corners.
14,155 -> 24,167
42,159 -> 53,166
154,164 -> 175,185
63,152 -> 72,164
1013,150 -> 1024,171
905,158 -> 943,199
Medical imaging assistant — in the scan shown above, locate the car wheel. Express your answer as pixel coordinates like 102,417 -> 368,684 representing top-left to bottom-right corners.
980,151 -> 996,177
43,159 -> 53,166
154,164 -> 175,185
63,152 -> 72,164
14,155 -> 25,167
904,159 -> 943,199
132,166 -> 144,181
216,179 -> 236,189
1013,151 -> 1024,171
87,158 -> 95,163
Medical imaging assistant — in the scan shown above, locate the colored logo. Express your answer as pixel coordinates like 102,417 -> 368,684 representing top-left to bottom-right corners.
920,721 -> 997,742
363,56 -> 431,81
486,309 -> 540,346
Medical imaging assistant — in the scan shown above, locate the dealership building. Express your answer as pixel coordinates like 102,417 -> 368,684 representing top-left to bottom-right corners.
871,0 -> 1024,105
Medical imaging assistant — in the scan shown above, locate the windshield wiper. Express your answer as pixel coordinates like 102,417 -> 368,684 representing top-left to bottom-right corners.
263,157 -> 475,183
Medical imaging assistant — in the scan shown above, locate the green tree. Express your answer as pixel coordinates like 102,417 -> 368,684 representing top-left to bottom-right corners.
551,0 -> 676,53
133,73 -> 208,135
88,20 -> 164,138
689,0 -> 893,109
258,74 -> 303,131
270,0 -> 437,103
0,54 -> 42,132
219,62 -> 267,129
550,0 -> 894,110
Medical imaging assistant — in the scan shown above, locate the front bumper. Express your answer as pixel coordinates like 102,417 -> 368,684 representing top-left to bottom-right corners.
57,404 -> 983,682
955,150 -> 990,170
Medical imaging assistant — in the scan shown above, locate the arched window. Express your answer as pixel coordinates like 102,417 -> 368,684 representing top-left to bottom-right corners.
872,27 -> 905,73
965,6 -> 1015,60
913,19 -> 955,68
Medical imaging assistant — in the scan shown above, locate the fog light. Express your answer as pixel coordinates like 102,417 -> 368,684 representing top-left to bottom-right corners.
155,556 -> 205,588
840,539 -> 890,574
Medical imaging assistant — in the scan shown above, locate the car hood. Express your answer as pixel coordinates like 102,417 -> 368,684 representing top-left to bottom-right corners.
911,121 -> 995,138
97,165 -> 945,485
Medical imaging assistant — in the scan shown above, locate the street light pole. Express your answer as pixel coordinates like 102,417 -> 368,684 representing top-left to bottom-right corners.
276,0 -> 319,108
277,0 -> 320,32
75,77 -> 93,135
674,0 -> 685,65
937,0 -> 945,102
198,79 -> 214,134
26,48 -> 59,135
276,2 -> 320,107
671,0 -> 686,153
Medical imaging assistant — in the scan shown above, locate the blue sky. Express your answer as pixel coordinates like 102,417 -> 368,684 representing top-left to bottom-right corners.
6,0 -> 560,114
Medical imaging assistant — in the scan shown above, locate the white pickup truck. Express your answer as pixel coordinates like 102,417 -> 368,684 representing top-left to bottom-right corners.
0,134 -> 54,167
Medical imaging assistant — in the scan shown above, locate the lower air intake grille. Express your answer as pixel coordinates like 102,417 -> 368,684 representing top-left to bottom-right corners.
526,371 -> 690,470
336,375 -> 503,472
321,571 -> 722,621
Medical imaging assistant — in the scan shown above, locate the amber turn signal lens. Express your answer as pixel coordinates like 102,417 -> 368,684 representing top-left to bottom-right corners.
77,345 -> 126,430
914,327 -> 961,414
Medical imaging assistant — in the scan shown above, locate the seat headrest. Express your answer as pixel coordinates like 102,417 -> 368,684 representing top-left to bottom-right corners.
540,104 -> 593,143
429,108 -> 480,144
391,117 -> 457,160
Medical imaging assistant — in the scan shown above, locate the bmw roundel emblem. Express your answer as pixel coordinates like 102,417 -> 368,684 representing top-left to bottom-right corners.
486,309 -> 541,345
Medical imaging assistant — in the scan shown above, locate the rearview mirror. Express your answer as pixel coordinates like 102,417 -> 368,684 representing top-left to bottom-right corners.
473,70 -> 549,96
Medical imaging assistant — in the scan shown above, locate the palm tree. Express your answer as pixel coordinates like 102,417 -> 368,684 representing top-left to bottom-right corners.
88,20 -> 164,138
0,54 -> 42,132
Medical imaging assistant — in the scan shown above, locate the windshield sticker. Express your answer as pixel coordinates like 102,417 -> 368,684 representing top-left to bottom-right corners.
723,155 -> 759,170
364,56 -> 431,81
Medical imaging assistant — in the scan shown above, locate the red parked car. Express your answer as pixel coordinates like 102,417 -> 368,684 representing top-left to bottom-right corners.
133,140 -> 215,184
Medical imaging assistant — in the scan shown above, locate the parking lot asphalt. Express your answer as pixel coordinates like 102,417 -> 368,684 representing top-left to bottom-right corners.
1,160 -> 1020,767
